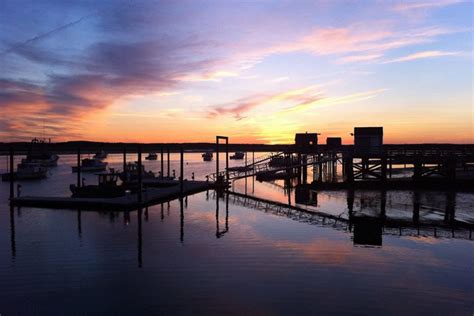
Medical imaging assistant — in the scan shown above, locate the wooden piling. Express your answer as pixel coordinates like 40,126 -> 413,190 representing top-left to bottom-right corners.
9,146 -> 14,200
180,146 -> 184,194
77,147 -> 81,188
160,146 -> 164,178
123,147 -> 127,174
225,138 -> 229,183
167,147 -> 170,178
138,146 -> 142,204
216,137 -> 219,178
344,156 -> 353,183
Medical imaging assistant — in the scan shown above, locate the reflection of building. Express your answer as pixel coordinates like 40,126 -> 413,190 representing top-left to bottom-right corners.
295,132 -> 318,153
295,186 -> 318,205
352,217 -> 383,246
354,127 -> 383,155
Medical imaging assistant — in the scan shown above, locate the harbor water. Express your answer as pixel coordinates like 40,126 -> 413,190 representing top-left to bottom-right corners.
0,153 -> 473,315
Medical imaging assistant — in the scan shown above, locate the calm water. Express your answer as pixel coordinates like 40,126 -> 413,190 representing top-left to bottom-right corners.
0,154 -> 473,315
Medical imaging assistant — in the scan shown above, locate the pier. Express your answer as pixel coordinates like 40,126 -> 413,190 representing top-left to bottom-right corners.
12,180 -> 212,210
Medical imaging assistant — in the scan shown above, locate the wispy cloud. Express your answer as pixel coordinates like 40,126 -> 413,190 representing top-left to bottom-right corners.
393,0 -> 465,11
383,50 -> 461,63
280,89 -> 387,114
207,85 -> 323,120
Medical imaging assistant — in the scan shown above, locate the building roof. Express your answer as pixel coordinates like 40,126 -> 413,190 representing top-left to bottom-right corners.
354,127 -> 383,136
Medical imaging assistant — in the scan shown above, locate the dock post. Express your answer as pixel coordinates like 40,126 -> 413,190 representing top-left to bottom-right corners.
167,146 -> 170,178
226,138 -> 229,184
216,136 -> 219,178
413,158 -> 422,181
180,146 -> 184,194
389,158 -> 392,178
77,147 -> 81,188
138,146 -> 142,204
302,155 -> 307,184
160,146 -> 164,178
123,147 -> 127,174
413,190 -> 420,225
9,146 -> 14,200
252,151 -> 255,166
381,155 -> 387,181
344,156 -> 353,183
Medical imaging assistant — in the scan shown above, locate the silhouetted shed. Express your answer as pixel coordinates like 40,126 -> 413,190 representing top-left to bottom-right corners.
354,127 -> 383,154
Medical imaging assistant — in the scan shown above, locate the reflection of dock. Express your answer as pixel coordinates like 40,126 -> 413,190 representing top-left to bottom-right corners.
11,181 -> 212,210
226,191 -> 473,244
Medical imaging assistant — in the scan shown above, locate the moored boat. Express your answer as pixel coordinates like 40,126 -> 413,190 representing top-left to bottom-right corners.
230,151 -> 245,160
119,162 -> 156,182
202,151 -> 213,161
2,162 -> 48,181
70,172 -> 130,198
145,153 -> 158,160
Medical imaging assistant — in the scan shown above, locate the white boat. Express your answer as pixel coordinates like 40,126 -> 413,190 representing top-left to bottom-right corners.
93,150 -> 108,160
2,162 -> 48,181
72,158 -> 108,172
145,153 -> 158,160
202,151 -> 213,161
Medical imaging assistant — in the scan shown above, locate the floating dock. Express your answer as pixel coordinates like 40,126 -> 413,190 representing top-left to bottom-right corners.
11,180 -> 213,211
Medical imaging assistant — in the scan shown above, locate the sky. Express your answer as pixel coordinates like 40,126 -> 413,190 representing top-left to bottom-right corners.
0,0 -> 472,144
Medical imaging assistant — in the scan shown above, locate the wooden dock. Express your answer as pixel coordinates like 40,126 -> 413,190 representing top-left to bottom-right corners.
11,180 -> 213,211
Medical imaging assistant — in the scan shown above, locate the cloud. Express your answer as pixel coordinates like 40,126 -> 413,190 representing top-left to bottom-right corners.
383,50 -> 461,63
207,85 -> 323,120
280,88 -> 387,114
338,53 -> 383,63
393,0 -> 466,11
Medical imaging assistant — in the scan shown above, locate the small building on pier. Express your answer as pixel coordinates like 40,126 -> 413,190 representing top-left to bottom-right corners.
353,127 -> 383,155
295,132 -> 318,153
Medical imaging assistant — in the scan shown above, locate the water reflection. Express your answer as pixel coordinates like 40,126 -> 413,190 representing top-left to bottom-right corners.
10,204 -> 15,259
215,191 -> 229,238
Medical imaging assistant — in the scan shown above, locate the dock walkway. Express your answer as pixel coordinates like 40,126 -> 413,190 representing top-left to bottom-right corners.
11,180 -> 213,210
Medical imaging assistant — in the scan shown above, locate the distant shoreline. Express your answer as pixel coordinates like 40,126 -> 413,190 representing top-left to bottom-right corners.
0,141 -> 472,155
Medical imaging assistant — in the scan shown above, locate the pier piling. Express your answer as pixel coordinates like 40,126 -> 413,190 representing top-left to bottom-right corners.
160,146 -> 164,179
77,147 -> 81,188
167,147 -> 170,178
138,146 -> 142,204
9,146 -> 14,200
123,147 -> 127,173
180,146 -> 184,194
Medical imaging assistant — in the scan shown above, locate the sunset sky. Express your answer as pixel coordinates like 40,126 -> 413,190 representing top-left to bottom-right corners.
0,0 -> 472,144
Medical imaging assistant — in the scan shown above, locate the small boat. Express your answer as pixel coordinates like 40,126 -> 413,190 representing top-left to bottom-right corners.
230,152 -> 245,160
22,138 -> 59,167
2,162 -> 48,181
93,150 -> 108,160
145,153 -> 158,160
70,173 -> 130,198
202,151 -> 213,161
119,162 -> 156,182
72,158 -> 108,172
